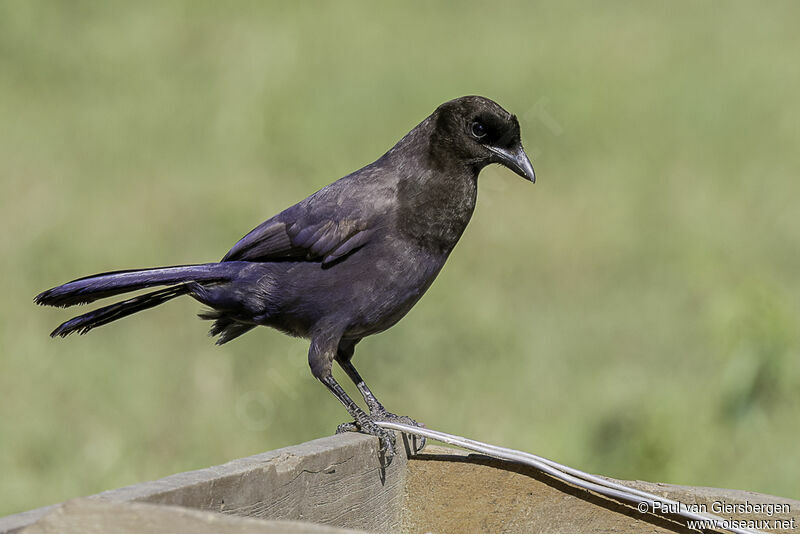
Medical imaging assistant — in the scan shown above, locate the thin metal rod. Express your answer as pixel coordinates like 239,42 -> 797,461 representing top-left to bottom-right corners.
376,421 -> 763,534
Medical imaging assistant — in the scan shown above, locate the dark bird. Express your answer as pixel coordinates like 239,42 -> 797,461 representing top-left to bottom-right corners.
35,95 -> 535,463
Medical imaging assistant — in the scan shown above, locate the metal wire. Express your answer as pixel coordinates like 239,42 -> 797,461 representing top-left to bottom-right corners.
376,421 -> 763,534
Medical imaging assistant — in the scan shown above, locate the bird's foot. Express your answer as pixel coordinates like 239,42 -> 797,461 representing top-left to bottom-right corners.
370,410 -> 427,454
336,417 -> 397,466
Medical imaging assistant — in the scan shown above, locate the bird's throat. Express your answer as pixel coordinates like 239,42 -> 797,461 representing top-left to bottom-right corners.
396,169 -> 478,254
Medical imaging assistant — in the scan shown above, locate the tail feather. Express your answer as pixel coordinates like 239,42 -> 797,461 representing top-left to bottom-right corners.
51,285 -> 191,338
35,263 -> 237,308
37,261 -> 251,339
198,309 -> 256,345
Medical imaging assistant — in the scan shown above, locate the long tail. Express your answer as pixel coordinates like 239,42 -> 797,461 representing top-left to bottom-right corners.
49,285 -> 191,337
35,263 -> 243,338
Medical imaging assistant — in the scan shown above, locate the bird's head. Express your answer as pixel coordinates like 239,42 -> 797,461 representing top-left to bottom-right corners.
431,95 -> 535,183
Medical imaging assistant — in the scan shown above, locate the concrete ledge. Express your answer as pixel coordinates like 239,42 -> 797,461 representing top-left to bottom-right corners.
2,432 -> 797,533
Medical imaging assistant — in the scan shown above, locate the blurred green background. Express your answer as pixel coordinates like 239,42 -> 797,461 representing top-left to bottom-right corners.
2,1 -> 799,517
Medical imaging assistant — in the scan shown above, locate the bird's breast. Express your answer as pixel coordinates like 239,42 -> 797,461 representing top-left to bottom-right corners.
340,241 -> 447,337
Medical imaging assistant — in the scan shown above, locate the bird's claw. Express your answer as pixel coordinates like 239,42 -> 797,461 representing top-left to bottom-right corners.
335,421 -> 359,434
336,418 -> 397,466
372,411 -> 427,454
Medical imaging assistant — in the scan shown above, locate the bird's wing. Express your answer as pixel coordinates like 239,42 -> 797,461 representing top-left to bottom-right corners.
222,216 -> 374,265
221,186 -> 380,265
223,163 -> 396,265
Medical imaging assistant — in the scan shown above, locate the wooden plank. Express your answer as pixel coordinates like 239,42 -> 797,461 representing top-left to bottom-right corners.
21,499 -> 367,534
402,448 -> 800,533
0,433 -> 410,534
3,433 -> 798,534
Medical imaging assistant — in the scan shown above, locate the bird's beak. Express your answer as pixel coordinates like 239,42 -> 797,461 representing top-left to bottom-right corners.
488,144 -> 536,183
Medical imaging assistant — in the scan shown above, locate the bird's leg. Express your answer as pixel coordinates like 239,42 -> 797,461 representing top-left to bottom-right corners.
309,334 -> 397,465
335,339 -> 426,453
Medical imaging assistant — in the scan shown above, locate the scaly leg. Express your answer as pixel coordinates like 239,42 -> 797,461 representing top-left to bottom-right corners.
335,339 -> 426,453
309,333 -> 397,465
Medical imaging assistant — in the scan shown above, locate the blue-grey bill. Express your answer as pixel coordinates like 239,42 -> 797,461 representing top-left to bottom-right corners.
488,145 -> 536,183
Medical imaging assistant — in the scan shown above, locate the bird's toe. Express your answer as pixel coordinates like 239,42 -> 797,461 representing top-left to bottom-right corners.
335,418 -> 396,466
335,421 -> 359,434
372,412 -> 426,453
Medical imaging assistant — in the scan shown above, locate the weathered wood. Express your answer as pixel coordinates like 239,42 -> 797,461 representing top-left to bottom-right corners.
402,448 -> 800,533
2,432 -> 797,534
22,499 -> 366,534
0,433 -> 410,534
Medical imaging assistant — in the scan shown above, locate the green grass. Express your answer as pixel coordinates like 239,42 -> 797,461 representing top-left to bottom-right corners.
2,1 -> 799,516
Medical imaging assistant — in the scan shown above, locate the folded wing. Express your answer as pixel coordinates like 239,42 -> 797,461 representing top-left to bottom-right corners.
222,211 -> 375,265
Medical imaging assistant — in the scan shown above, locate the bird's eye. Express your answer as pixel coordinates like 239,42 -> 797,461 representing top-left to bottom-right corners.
471,121 -> 486,139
